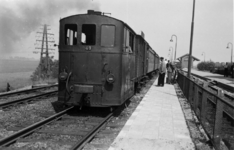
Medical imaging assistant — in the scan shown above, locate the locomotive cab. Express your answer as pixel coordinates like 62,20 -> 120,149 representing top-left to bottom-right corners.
57,10 -> 158,108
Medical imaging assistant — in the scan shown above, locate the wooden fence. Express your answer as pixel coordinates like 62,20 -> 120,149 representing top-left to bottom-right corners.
177,71 -> 234,150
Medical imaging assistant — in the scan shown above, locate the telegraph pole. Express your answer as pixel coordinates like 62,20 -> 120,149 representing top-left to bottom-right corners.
188,0 -> 196,78
34,24 -> 55,79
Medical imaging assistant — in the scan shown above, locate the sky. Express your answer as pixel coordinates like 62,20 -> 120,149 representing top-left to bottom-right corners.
0,0 -> 233,63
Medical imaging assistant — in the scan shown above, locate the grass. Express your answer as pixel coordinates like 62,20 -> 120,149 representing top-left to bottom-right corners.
0,71 -> 33,92
0,59 -> 59,92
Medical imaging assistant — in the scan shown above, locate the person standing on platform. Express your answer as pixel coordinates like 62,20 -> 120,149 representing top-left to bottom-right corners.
166,60 -> 170,69
166,60 -> 170,83
224,62 -> 228,77
231,63 -> 234,78
157,57 -> 166,86
172,65 -> 177,84
167,63 -> 173,84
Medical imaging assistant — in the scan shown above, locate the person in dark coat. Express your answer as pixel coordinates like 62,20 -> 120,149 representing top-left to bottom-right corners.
6,83 -> 11,92
172,65 -> 178,84
167,63 -> 173,84
224,62 -> 228,77
166,60 -> 170,69
166,60 -> 170,83
231,63 -> 234,78
157,57 -> 167,86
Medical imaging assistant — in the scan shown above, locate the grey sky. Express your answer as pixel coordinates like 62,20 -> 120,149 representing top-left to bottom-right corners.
0,0 -> 233,63
99,0 -> 233,63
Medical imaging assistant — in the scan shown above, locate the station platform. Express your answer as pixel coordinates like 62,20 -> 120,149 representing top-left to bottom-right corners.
184,68 -> 234,87
108,78 -> 195,150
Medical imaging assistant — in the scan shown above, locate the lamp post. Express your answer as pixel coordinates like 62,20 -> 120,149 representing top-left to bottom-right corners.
187,0 -> 196,78
167,51 -> 171,60
170,35 -> 177,62
169,47 -> 173,62
202,52 -> 205,62
226,42 -> 233,64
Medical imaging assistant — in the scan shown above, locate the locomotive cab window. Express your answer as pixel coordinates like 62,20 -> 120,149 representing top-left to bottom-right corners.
65,24 -> 77,45
81,24 -> 96,45
101,25 -> 115,47
124,28 -> 134,53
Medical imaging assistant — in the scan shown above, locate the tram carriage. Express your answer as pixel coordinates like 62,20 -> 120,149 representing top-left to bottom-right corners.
58,10 -> 159,107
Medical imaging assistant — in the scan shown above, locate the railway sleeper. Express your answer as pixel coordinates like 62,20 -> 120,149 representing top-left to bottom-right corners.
85,143 -> 110,149
16,139 -> 75,146
35,129 -> 89,136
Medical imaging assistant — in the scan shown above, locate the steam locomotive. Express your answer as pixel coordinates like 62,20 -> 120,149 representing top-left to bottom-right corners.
57,10 -> 160,107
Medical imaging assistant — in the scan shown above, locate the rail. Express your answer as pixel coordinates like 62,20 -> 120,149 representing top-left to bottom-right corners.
177,71 -> 234,150
180,70 -> 234,93
0,107 -> 114,149
0,84 -> 58,97
0,90 -> 58,109
0,106 -> 74,147
71,112 -> 114,150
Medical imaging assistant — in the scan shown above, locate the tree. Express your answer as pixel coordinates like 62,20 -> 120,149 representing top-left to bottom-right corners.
31,58 -> 58,81
197,61 -> 215,71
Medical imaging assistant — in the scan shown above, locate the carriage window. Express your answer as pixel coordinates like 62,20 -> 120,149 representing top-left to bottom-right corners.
65,24 -> 77,45
101,25 -> 115,47
81,24 -> 96,45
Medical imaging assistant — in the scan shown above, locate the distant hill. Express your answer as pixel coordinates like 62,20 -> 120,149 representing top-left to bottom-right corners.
0,59 -> 39,73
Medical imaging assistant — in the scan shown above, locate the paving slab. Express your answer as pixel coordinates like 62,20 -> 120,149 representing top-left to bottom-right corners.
108,78 -> 195,150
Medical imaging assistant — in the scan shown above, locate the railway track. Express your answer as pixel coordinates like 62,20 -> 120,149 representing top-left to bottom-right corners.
0,106 -> 115,150
0,75 -> 157,149
181,70 -> 234,100
0,84 -> 58,98
190,72 -> 234,94
0,90 -> 58,109
0,107 -> 74,147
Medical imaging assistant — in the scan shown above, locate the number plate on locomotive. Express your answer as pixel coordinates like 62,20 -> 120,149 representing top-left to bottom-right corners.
74,85 -> 94,93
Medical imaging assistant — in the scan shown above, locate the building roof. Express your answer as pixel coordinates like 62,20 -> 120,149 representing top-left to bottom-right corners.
177,54 -> 200,61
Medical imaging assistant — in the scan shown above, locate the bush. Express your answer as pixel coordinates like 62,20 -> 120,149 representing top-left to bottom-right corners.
197,61 -> 215,71
31,58 -> 58,81
50,59 -> 59,78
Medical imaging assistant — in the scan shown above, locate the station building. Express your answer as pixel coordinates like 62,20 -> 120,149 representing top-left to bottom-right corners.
177,54 -> 200,69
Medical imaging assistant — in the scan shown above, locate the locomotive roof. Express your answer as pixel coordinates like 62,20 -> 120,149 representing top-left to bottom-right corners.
136,34 -> 158,56
60,12 -> 136,35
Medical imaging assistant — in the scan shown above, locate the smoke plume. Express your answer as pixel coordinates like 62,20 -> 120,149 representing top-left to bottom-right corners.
0,0 -> 100,56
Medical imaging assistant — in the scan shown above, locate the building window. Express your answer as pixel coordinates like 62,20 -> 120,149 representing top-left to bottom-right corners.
65,24 -> 77,45
101,25 -> 115,47
81,24 -> 96,45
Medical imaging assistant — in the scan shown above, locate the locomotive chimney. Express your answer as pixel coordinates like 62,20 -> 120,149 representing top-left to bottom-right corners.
87,10 -> 102,15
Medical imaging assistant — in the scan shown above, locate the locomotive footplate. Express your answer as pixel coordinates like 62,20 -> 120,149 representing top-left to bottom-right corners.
74,85 -> 94,93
